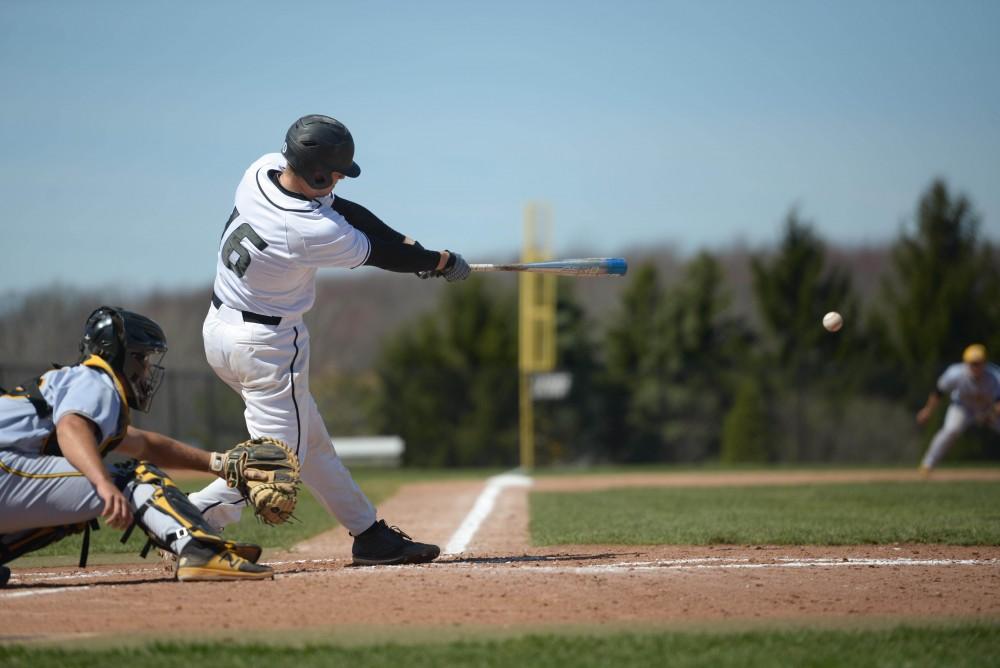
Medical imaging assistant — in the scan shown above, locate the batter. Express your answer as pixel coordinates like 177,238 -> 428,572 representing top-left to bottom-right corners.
190,114 -> 470,564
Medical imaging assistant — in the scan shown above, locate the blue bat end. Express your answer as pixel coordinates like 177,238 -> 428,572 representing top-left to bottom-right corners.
605,258 -> 628,276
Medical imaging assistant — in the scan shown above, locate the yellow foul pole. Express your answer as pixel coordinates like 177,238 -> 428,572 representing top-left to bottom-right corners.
518,203 -> 555,471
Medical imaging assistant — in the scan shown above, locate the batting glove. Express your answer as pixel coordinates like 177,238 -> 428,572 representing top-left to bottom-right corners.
441,251 -> 471,282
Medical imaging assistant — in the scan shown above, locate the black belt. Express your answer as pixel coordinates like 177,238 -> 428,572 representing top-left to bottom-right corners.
211,292 -> 282,326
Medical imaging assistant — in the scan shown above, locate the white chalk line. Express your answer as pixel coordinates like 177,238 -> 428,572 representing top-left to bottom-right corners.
453,556 -> 1000,575
4,558 -> 341,585
443,471 -> 533,555
269,557 -> 340,566
4,555 -> 998,594
2,586 -> 91,599
8,566 -> 164,582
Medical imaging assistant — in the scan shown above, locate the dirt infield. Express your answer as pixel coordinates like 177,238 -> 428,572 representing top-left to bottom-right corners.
2,470 -> 999,642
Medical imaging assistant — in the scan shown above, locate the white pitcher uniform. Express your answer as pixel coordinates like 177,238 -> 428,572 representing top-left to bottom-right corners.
190,153 -> 377,534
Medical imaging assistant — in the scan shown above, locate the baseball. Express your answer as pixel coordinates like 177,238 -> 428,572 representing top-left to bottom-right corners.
823,311 -> 843,332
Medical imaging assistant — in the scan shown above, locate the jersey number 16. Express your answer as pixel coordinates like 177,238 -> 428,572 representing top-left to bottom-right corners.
221,208 -> 268,278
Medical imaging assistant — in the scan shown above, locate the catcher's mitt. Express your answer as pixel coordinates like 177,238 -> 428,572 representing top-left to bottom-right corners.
220,437 -> 300,525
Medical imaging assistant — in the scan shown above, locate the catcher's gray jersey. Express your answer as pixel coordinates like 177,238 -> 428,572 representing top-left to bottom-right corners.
0,363 -> 124,454
0,361 -> 194,558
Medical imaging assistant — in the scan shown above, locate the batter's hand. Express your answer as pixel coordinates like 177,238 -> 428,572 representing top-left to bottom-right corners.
96,481 -> 132,530
417,250 -> 471,281
441,251 -> 471,282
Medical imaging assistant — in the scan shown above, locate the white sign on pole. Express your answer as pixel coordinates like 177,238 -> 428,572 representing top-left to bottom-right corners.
531,371 -> 572,400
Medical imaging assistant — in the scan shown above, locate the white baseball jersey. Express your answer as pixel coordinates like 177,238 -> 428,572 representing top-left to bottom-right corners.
212,153 -> 372,319
936,362 -> 1000,420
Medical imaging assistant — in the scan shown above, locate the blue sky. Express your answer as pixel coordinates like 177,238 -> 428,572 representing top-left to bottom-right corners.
2,1 -> 998,293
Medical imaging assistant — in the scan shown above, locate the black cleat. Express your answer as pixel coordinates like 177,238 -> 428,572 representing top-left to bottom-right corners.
0,565 -> 10,588
352,520 -> 440,566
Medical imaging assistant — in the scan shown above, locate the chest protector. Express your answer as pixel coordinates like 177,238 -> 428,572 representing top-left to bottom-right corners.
0,355 -> 131,456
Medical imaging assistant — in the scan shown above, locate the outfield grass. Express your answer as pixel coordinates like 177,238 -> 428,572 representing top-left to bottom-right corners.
1,625 -> 997,667
27,468 -> 491,559
534,463 -> 1000,476
531,481 -> 1000,545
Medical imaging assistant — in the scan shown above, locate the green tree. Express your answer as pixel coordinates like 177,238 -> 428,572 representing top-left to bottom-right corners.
533,281 -> 605,464
601,264 -> 672,461
371,277 -> 518,466
882,179 -> 1000,404
720,376 -> 772,463
660,252 -> 753,461
600,256 -> 753,463
751,211 -> 861,459
752,212 -> 859,375
312,370 -> 380,436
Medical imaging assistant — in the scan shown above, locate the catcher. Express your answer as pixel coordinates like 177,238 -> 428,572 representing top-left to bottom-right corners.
0,306 -> 301,587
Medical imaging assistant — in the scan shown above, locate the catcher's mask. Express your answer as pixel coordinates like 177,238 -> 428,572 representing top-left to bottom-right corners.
80,306 -> 167,412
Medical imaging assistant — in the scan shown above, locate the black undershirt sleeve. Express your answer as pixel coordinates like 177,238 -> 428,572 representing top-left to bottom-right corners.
365,236 -> 441,273
332,196 -> 441,273
332,197 -> 406,244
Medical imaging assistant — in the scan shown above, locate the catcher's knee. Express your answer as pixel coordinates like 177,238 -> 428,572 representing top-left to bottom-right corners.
125,461 -> 257,559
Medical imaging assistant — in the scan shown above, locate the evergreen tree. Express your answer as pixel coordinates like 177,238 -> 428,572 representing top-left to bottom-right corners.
720,376 -> 772,463
882,179 -> 1000,404
312,370 -> 379,436
752,212 -> 859,375
602,263 -> 669,461
372,277 -> 518,466
533,281 -> 605,464
660,252 -> 753,461
600,255 -> 753,463
751,211 -> 861,459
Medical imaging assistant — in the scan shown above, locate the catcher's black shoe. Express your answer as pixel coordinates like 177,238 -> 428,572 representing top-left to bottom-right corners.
352,520 -> 440,566
0,565 -> 10,588
176,540 -> 273,582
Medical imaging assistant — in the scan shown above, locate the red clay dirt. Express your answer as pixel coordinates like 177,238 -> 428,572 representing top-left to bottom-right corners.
2,469 -> 999,642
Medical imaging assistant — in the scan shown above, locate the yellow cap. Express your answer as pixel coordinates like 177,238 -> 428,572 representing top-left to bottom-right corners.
963,344 -> 987,364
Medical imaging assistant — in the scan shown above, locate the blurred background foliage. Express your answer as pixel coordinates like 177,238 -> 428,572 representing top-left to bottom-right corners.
2,179 -> 998,467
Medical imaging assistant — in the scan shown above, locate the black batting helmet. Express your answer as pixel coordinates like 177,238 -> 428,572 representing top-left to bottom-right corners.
80,306 -> 168,413
281,114 -> 361,189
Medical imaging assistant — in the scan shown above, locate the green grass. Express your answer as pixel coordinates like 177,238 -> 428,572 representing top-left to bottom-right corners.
2,625 -> 999,667
534,463 -> 1000,476
531,481 -> 1000,545
26,468 -> 491,559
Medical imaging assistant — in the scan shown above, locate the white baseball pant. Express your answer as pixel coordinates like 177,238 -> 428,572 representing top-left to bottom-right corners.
189,305 -> 376,535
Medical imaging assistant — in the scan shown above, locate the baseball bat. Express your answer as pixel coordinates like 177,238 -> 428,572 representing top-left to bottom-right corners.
469,257 -> 628,277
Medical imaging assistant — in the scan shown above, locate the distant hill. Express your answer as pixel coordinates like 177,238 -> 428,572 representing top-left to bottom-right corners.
0,243 -> 895,378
